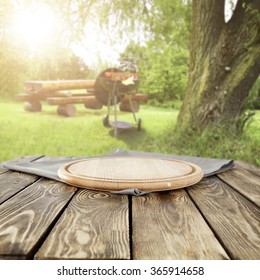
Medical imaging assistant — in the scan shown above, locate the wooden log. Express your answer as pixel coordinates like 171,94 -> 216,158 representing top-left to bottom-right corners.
24,80 -> 95,93
86,88 -> 95,94
17,94 -> 42,102
47,96 -> 102,110
16,91 -> 72,102
122,94 -> 148,102
57,104 -> 76,117
71,92 -> 94,97
119,94 -> 148,112
24,101 -> 42,112
84,100 -> 103,110
120,99 -> 139,112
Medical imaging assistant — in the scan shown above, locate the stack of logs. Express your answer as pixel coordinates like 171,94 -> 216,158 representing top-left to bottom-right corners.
16,80 -> 148,117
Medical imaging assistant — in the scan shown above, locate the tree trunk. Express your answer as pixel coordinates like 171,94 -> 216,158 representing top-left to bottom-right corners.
177,0 -> 260,133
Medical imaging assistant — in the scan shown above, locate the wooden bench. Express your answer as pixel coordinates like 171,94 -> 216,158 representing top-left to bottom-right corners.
0,156 -> 259,260
16,80 -> 148,117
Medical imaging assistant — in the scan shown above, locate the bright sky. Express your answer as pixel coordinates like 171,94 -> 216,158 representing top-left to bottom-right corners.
71,23 -> 128,69
10,3 -> 61,54
9,2 -> 125,68
225,0 -> 238,22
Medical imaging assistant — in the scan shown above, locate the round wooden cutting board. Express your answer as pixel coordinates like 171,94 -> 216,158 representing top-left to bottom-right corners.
58,157 -> 203,192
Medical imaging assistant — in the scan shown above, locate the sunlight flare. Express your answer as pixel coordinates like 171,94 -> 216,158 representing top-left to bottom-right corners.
10,4 -> 60,52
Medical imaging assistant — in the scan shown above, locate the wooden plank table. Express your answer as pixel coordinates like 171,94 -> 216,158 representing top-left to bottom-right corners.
0,156 -> 259,260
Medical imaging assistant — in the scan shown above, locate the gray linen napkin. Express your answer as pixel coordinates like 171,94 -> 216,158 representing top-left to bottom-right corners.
3,149 -> 234,195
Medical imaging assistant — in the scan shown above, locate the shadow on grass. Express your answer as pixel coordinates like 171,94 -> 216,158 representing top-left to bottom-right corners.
28,107 -> 105,118
109,126 -> 168,154
108,126 -> 147,143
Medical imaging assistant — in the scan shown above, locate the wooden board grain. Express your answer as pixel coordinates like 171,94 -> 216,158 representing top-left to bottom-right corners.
0,178 -> 77,259
217,165 -> 260,207
234,161 -> 260,177
0,166 -> 8,175
0,171 -> 39,204
132,189 -> 229,260
187,176 -> 260,260
0,155 -> 44,204
35,190 -> 130,260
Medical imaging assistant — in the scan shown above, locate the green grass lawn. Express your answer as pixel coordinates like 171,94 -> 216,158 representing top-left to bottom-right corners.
0,101 -> 177,161
0,101 -> 259,166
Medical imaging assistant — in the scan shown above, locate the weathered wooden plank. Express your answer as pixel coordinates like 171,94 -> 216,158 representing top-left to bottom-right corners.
187,176 -> 260,260
35,190 -> 130,260
132,190 -> 229,260
0,171 -> 39,204
0,166 -> 8,175
0,178 -> 77,259
234,161 -> 260,177
217,165 -> 260,207
0,156 -> 43,203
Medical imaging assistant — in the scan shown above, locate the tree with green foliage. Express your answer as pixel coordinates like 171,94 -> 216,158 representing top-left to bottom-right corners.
28,49 -> 90,80
118,1 -> 191,105
121,41 -> 189,105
